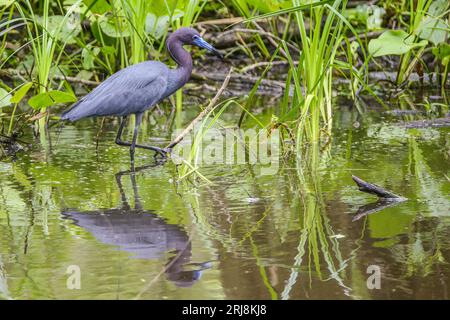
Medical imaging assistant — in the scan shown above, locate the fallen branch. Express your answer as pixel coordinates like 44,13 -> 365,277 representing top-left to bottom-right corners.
196,17 -> 244,26
216,27 -> 300,54
54,75 -> 99,86
239,60 -> 298,74
0,68 -> 100,86
166,67 -> 233,150
191,71 -> 286,90
352,175 -> 405,199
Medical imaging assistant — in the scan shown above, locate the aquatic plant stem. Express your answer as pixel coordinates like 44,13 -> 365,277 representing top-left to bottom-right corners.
7,103 -> 18,136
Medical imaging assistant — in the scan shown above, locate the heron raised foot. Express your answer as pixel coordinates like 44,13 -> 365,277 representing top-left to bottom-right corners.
61,27 -> 223,166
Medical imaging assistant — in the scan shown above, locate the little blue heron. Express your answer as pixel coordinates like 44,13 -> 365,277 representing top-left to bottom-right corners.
61,27 -> 222,165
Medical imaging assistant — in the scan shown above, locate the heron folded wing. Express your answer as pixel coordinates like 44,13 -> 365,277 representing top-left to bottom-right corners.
94,76 -> 168,117
61,61 -> 169,121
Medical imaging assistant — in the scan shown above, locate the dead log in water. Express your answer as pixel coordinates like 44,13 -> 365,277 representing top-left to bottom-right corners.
352,175 -> 405,199
351,175 -> 407,221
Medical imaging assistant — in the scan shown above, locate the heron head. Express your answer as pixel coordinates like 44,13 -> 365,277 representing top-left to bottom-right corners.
173,27 -> 223,59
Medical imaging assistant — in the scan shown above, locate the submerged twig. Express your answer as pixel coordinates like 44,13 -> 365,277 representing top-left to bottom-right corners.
166,67 -> 233,150
352,175 -> 405,199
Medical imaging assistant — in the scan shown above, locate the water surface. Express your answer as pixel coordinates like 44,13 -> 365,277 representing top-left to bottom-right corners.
0,92 -> 449,299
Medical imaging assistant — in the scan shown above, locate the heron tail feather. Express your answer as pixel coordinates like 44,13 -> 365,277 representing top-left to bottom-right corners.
60,100 -> 85,121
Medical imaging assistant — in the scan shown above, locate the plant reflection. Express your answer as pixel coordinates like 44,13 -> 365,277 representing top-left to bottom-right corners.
282,145 -> 351,299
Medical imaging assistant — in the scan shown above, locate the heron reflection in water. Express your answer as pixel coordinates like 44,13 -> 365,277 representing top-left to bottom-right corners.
62,165 -> 211,287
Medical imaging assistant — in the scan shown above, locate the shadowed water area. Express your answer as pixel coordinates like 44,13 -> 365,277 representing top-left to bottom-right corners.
0,90 -> 449,299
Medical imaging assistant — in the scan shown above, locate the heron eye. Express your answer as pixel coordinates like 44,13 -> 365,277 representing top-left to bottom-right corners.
192,35 -> 199,40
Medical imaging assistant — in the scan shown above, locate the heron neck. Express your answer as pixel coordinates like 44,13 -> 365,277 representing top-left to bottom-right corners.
167,38 -> 193,86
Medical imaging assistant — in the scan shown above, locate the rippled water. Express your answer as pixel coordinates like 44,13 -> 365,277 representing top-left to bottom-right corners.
0,93 -> 449,299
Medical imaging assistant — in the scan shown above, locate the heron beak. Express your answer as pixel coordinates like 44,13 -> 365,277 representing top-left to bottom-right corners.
192,37 -> 223,59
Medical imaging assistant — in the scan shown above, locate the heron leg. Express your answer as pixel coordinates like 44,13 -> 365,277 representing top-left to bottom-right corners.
115,114 -> 170,159
129,113 -> 143,166
115,116 -> 128,144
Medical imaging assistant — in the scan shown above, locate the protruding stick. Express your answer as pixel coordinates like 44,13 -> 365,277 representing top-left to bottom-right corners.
351,175 -> 405,199
166,67 -> 233,150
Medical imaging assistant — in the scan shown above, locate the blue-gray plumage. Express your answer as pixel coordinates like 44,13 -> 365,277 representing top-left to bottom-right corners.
61,27 -> 222,165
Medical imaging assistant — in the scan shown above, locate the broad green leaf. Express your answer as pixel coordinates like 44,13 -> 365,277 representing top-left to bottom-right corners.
428,0 -> 449,16
99,16 -> 131,38
0,0 -> 14,8
28,93 -> 54,110
37,14 -> 81,44
82,45 -> 100,70
11,82 -> 33,104
28,91 -> 77,110
148,0 -> 194,17
83,0 -> 112,14
145,10 -> 183,39
247,0 -> 284,13
369,30 -> 428,57
367,6 -> 385,30
417,17 -> 448,45
243,0 -> 334,22
344,4 -> 385,30
75,70 -> 94,81
47,91 -> 77,104
0,88 -> 11,108
101,45 -> 116,55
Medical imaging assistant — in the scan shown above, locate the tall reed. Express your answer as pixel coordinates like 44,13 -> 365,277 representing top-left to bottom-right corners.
243,0 -> 357,153
119,0 -> 153,65
288,0 -> 348,150
15,0 -> 81,135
